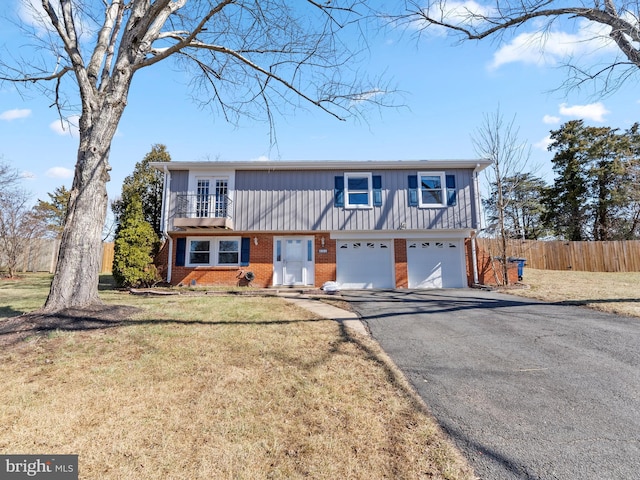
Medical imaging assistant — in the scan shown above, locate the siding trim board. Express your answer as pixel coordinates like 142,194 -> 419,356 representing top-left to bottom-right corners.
331,230 -> 470,240
152,159 -> 492,171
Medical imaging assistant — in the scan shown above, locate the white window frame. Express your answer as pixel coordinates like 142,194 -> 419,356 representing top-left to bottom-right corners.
188,170 -> 235,219
186,236 -> 241,267
344,172 -> 372,209
418,171 -> 447,208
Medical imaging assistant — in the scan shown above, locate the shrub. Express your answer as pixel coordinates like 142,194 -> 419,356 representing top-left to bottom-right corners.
112,196 -> 160,287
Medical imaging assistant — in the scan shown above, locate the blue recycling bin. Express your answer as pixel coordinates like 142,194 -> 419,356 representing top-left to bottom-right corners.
508,257 -> 526,281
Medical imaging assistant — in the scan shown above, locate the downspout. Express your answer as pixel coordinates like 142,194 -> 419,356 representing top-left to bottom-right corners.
471,231 -> 479,285
161,165 -> 173,284
471,164 -> 483,285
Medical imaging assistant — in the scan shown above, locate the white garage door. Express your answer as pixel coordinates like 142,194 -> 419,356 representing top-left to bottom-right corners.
337,240 -> 394,289
407,240 -> 466,288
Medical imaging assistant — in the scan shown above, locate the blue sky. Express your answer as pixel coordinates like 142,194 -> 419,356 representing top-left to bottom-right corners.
0,1 -> 638,206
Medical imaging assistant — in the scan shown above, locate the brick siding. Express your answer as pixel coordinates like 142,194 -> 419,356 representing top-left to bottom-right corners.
394,239 -> 408,288
466,238 -> 519,286
161,233 -> 495,288
167,233 -> 336,288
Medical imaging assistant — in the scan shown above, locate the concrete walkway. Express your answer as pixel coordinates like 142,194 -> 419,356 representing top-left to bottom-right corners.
280,295 -> 369,336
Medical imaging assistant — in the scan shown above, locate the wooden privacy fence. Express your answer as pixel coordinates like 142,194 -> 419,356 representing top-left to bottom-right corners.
101,242 -> 114,273
5,238 -> 640,275
0,239 -> 115,274
476,239 -> 640,272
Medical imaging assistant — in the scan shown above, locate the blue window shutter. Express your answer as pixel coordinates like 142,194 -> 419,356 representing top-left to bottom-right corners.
175,238 -> 186,267
240,237 -> 251,266
372,175 -> 382,206
334,176 -> 344,207
446,174 -> 457,206
408,175 -> 418,206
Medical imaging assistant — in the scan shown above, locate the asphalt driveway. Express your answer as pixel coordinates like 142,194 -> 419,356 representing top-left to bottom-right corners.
342,289 -> 640,480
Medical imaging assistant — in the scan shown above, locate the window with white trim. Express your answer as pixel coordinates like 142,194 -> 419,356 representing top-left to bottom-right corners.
344,172 -> 372,208
187,237 -> 241,266
418,171 -> 447,208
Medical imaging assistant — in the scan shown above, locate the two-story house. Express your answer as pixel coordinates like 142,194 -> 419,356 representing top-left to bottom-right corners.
152,159 -> 492,289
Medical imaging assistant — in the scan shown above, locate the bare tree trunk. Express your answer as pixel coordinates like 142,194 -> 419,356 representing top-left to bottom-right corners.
43,105 -> 123,312
43,147 -> 110,311
496,173 -> 510,285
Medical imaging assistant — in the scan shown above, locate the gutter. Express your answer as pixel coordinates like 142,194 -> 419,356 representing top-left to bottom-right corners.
149,158 -> 494,172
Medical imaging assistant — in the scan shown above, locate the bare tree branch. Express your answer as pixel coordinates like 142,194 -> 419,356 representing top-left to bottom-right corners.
401,0 -> 640,92
0,0 -> 386,311
0,66 -> 72,83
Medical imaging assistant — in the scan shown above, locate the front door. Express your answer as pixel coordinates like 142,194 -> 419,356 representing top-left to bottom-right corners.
283,239 -> 304,285
274,237 -> 314,286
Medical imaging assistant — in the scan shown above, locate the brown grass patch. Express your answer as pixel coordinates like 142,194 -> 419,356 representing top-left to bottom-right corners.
0,278 -> 473,479
499,269 -> 640,318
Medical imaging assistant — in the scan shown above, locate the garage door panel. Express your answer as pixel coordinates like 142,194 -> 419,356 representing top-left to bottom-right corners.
337,240 -> 394,289
407,240 -> 465,288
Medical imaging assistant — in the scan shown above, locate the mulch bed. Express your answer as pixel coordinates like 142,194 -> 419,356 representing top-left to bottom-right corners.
0,304 -> 140,349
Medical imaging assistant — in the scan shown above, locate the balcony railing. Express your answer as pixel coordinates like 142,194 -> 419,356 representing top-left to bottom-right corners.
172,194 -> 233,230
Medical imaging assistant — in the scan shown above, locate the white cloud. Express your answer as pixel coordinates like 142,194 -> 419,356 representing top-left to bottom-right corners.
18,0 -> 55,36
20,171 -> 36,180
409,5 -> 617,70
46,167 -> 74,179
559,102 -> 610,122
543,115 -> 561,125
19,0 -> 94,40
490,19 -> 616,70
50,115 -> 80,137
0,109 -> 31,121
251,155 -> 270,162
534,135 -> 553,151
349,88 -> 387,105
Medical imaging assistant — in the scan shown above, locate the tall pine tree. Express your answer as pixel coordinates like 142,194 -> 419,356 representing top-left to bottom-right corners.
112,144 -> 171,237
543,120 -> 592,241
543,121 -> 640,240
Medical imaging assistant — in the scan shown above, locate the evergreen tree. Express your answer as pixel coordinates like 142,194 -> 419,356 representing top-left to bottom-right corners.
542,120 -> 591,241
483,173 -> 549,240
608,123 -> 640,240
543,121 -> 640,240
32,186 -> 71,238
112,144 -> 171,237
587,126 -> 628,240
112,195 -> 160,288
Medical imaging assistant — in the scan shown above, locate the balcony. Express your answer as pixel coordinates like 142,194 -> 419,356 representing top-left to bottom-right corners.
172,194 -> 234,230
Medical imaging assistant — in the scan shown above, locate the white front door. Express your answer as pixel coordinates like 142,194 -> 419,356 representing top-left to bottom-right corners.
283,239 -> 304,284
274,237 -> 315,286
